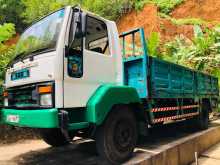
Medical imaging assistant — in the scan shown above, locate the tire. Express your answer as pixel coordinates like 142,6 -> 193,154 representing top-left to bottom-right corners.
96,106 -> 137,164
197,102 -> 209,130
39,129 -> 75,147
189,102 -> 209,130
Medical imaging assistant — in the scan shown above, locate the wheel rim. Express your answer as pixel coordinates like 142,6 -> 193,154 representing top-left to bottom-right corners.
114,120 -> 134,152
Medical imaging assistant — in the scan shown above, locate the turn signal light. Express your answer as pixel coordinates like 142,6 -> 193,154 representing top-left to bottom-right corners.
3,91 -> 8,97
38,86 -> 52,94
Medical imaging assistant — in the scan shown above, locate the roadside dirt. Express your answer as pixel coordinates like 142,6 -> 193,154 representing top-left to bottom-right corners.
0,125 -> 39,145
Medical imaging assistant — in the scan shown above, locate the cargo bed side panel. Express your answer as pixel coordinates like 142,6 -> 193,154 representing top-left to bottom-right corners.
150,57 -> 195,98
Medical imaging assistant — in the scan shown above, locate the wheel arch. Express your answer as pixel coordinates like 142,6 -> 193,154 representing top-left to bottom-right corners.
86,85 -> 142,125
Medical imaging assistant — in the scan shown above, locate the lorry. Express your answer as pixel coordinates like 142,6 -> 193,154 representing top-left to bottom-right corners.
0,6 -> 219,164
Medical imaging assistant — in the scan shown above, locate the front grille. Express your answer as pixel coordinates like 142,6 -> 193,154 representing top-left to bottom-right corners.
8,85 -> 38,107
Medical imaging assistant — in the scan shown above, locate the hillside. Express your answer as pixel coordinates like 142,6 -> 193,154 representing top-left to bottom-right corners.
172,0 -> 220,22
117,0 -> 220,42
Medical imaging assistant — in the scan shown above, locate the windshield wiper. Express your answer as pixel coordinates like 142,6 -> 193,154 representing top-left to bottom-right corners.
7,47 -> 53,68
30,47 -> 52,55
7,52 -> 26,68
20,47 -> 53,62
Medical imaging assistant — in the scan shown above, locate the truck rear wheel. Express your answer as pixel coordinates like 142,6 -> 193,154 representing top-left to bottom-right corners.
189,102 -> 209,130
96,106 -> 137,164
197,102 -> 209,130
40,129 -> 75,147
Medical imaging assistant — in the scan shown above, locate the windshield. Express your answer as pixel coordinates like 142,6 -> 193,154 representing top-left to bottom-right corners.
15,9 -> 65,57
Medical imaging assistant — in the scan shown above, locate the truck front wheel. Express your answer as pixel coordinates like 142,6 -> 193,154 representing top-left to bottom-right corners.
96,106 -> 137,164
39,129 -> 75,147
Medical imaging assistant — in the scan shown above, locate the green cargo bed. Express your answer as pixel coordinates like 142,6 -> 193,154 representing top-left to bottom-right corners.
121,28 -> 219,99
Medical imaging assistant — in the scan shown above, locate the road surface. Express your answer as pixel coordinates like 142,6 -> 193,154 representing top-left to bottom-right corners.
0,121 -> 212,165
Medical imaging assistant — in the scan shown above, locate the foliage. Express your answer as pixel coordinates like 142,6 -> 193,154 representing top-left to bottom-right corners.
0,23 -> 16,81
163,25 -> 220,82
160,13 -> 208,26
21,0 -> 131,23
147,32 -> 161,58
0,0 -> 26,33
134,0 -> 184,14
21,0 -> 67,23
163,35 -> 194,66
83,0 -> 131,20
0,23 -> 16,43
133,0 -> 148,11
0,45 -> 15,80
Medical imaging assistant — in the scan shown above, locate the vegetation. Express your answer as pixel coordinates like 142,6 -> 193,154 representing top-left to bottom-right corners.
0,23 -> 16,81
0,0 -> 26,33
21,0 -> 132,23
134,0 -> 184,14
147,32 -> 161,58
152,25 -> 220,84
21,0 -> 76,23
160,13 -> 208,26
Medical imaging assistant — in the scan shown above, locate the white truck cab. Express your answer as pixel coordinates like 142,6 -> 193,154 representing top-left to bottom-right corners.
4,6 -> 122,108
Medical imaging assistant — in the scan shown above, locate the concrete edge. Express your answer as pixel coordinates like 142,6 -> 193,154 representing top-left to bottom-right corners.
125,124 -> 220,165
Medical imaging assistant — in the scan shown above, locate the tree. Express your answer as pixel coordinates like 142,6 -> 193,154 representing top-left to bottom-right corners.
0,23 -> 16,81
21,0 -> 131,23
82,0 -> 131,20
0,0 -> 26,32
21,0 -> 79,23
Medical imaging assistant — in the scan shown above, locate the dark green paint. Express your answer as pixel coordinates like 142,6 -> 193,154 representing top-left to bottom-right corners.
86,85 -> 141,125
68,122 -> 89,130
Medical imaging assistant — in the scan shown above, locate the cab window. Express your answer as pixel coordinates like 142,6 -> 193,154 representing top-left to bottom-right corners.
85,16 -> 110,55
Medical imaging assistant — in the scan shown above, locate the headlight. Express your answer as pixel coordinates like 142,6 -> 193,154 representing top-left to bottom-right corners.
4,98 -> 8,107
38,85 -> 53,106
40,94 -> 52,106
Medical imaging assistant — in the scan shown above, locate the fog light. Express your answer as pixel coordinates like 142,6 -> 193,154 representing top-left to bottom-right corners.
4,98 -> 8,107
40,94 -> 52,106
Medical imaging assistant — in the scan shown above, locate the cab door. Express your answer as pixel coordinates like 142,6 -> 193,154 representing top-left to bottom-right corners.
64,14 -> 117,108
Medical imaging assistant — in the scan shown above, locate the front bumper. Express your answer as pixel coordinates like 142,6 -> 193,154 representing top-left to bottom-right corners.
0,108 -> 59,128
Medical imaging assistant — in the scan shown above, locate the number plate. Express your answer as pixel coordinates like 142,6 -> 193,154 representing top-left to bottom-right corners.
7,115 -> 20,123
11,68 -> 30,81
